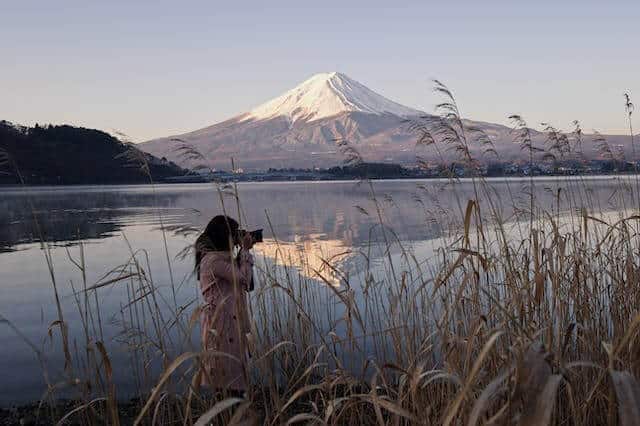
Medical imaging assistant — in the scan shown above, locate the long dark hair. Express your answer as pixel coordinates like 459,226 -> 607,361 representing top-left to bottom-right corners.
195,215 -> 239,279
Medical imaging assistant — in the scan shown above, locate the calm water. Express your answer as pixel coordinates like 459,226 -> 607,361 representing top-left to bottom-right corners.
0,178 -> 632,405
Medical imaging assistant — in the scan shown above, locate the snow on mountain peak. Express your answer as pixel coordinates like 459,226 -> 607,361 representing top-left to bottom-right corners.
244,72 -> 422,124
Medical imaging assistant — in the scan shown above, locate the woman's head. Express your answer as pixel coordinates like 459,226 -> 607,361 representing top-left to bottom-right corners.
203,215 -> 239,252
195,215 -> 239,279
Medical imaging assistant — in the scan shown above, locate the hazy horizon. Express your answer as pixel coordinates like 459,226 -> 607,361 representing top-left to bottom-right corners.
2,0 -> 639,141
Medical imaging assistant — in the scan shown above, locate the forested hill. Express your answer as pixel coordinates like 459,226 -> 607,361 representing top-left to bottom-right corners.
0,121 -> 191,185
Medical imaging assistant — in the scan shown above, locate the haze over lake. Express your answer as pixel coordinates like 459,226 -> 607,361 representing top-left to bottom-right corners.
0,177 -> 634,405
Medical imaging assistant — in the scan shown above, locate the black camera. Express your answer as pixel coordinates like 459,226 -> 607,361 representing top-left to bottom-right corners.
238,228 -> 263,243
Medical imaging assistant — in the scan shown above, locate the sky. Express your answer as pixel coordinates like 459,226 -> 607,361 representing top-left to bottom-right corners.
2,0 -> 639,141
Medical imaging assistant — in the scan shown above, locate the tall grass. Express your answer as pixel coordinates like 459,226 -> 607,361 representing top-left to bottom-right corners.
3,88 -> 640,425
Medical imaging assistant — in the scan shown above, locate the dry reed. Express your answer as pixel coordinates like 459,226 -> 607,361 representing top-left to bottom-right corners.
3,87 -> 640,426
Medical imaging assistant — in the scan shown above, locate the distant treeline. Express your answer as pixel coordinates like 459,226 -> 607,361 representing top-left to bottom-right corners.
261,159 -> 639,180
0,121 -> 190,185
325,163 -> 415,179
259,163 -> 420,180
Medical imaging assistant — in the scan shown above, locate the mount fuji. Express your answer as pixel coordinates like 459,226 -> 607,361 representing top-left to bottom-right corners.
242,72 -> 422,123
139,72 -> 629,170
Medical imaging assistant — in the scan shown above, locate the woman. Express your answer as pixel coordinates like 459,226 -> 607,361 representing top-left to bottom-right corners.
195,215 -> 255,392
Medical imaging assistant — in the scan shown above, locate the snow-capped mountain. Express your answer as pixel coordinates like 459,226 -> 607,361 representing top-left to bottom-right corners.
244,72 -> 422,124
139,72 -> 628,170
141,72 -> 435,169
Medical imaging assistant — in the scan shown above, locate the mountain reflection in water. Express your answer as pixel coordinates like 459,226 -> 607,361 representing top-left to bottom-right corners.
256,235 -> 352,286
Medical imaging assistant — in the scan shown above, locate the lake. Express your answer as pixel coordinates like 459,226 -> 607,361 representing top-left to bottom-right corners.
0,177 -> 634,405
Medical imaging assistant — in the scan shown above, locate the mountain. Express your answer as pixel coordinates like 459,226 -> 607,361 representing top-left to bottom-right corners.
244,72 -> 422,123
140,72 -> 635,170
0,121 -> 192,185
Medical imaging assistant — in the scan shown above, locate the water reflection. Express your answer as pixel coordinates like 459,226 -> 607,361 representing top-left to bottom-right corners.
256,236 -> 352,286
0,177 -> 633,253
0,182 -> 441,253
0,186 -> 186,252
0,177 -> 633,256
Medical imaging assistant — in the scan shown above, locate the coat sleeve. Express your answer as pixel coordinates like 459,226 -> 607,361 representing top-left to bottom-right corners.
211,251 -> 254,291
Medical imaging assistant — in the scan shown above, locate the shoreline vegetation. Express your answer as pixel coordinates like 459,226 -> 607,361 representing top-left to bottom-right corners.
4,159 -> 640,187
0,121 -> 191,186
2,83 -> 640,425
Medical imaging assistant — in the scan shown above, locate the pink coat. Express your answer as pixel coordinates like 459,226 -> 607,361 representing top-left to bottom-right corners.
199,250 -> 254,391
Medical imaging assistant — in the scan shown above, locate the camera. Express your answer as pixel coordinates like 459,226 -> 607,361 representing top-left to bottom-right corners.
238,228 -> 263,243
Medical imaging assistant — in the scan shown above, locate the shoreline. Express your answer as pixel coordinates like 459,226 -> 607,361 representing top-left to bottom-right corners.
0,171 -> 635,190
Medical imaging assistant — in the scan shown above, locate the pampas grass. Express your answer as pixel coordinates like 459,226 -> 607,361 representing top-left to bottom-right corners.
3,84 -> 640,425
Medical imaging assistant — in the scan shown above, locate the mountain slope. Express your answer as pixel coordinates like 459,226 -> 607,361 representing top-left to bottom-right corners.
0,121 -> 191,184
140,73 -> 635,170
141,72 -> 430,169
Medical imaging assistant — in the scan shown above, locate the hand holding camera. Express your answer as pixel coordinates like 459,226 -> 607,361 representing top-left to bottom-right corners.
237,229 -> 263,250
240,232 -> 254,250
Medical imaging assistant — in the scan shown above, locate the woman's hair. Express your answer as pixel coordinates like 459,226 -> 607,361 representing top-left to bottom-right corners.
195,215 -> 239,279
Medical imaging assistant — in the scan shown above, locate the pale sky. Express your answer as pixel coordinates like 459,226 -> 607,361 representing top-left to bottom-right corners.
2,0 -> 638,141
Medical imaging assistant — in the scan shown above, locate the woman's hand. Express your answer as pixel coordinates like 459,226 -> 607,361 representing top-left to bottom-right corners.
240,232 -> 254,250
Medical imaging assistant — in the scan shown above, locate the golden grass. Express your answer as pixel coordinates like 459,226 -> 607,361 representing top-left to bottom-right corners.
13,173 -> 640,426
6,85 -> 640,425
